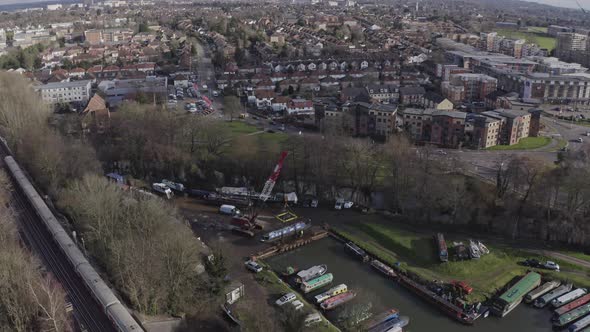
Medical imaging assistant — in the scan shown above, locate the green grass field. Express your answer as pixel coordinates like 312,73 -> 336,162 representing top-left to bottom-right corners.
527,26 -> 548,33
495,28 -> 556,51
221,120 -> 289,144
487,136 -> 551,151
335,222 -> 590,302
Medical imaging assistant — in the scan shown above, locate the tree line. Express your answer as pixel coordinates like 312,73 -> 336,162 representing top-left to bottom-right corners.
87,100 -> 590,248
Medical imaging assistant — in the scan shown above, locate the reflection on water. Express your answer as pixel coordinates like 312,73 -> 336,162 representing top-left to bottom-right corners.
265,237 -> 554,332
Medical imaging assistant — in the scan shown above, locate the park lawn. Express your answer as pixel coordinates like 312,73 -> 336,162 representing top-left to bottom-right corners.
221,120 -> 289,144
487,136 -> 551,151
222,121 -> 261,136
495,28 -> 556,50
335,222 -> 590,302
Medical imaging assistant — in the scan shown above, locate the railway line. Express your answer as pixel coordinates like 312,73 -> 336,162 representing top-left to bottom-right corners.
0,144 -> 124,332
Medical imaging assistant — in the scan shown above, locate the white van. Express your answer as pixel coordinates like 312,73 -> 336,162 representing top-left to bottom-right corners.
304,313 -> 322,326
219,204 -> 240,216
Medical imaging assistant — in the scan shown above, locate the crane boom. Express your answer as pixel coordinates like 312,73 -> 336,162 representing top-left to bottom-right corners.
259,151 -> 289,202
576,0 -> 587,13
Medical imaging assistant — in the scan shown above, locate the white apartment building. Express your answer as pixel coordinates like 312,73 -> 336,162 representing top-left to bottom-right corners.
36,80 -> 92,104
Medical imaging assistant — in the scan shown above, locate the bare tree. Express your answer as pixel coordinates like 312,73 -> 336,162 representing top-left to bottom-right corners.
29,275 -> 70,332
222,95 -> 241,122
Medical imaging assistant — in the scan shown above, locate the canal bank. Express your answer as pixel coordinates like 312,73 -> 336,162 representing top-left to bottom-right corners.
265,237 -> 554,332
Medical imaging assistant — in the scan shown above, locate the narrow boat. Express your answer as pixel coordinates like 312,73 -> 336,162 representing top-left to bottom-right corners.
364,308 -> 399,330
555,293 -> 590,317
491,272 -> 542,317
568,313 -> 590,332
554,303 -> 590,327
434,233 -> 448,262
468,239 -> 481,259
525,281 -> 561,304
345,242 -> 369,262
320,291 -> 356,310
296,265 -> 327,282
301,273 -> 333,293
535,283 -> 573,308
552,289 -> 588,308
368,316 -> 410,332
371,259 -> 397,277
314,284 -> 348,304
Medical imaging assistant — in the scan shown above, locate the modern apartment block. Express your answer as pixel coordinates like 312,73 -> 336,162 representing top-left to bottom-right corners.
401,108 -> 467,148
343,102 -> 398,138
481,109 -> 531,145
442,73 -> 497,103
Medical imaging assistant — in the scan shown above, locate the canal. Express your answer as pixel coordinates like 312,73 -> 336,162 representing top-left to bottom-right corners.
265,237 -> 554,332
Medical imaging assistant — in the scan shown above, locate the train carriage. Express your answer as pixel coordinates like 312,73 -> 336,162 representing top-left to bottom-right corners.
4,155 -> 143,332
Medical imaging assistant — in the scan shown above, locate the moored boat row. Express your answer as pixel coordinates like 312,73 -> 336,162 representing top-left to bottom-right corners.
535,283 -> 573,308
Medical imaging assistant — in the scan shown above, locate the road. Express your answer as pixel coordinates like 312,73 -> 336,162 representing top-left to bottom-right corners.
1,155 -> 115,332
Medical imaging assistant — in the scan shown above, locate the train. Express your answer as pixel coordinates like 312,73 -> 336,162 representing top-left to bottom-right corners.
3,155 -> 144,332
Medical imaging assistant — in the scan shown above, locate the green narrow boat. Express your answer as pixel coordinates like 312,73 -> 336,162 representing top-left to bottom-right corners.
301,273 -> 334,293
553,303 -> 590,327
491,272 -> 542,317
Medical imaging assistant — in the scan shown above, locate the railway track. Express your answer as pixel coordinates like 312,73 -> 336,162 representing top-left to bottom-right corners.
1,152 -> 115,332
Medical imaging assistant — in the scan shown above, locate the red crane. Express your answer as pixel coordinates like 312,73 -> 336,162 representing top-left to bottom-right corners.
232,151 -> 289,231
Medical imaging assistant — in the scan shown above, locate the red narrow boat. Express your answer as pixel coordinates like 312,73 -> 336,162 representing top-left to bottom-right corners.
320,291 -> 357,310
555,293 -> 590,317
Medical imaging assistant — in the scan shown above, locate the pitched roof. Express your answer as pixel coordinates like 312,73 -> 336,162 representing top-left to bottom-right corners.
83,94 -> 108,114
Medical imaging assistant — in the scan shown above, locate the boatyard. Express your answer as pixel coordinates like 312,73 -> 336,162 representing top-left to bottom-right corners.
179,194 -> 590,332
265,236 -> 556,332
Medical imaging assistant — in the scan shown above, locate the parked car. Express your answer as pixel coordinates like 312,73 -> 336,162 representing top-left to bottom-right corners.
522,258 -> 540,267
245,260 -> 263,273
304,313 -> 322,326
578,138 -> 584,143
335,198 -> 344,210
291,300 -> 304,310
275,293 -> 296,306
544,261 -> 560,271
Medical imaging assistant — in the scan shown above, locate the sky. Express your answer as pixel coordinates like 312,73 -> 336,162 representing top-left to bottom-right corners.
0,0 -> 589,10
